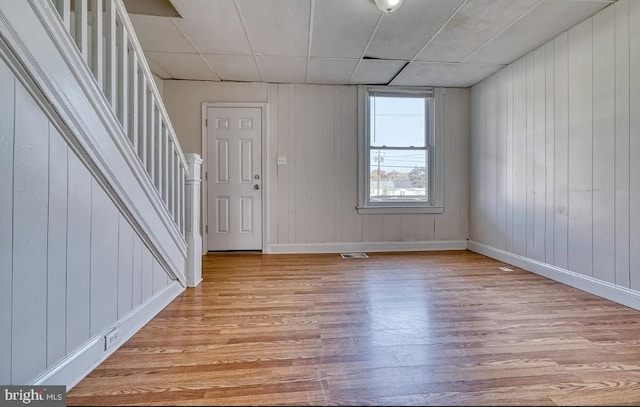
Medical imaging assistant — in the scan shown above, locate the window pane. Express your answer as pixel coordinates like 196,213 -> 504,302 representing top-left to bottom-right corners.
370,95 -> 425,147
369,149 -> 428,202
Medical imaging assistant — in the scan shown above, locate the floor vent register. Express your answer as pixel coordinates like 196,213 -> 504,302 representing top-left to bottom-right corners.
340,253 -> 369,259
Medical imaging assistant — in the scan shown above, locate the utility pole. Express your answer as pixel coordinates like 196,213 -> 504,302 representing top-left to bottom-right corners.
376,150 -> 384,197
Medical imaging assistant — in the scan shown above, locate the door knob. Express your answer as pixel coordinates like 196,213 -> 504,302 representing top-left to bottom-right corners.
254,184 -> 260,190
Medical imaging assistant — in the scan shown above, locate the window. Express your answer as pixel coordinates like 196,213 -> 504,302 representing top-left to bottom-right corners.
357,86 -> 443,214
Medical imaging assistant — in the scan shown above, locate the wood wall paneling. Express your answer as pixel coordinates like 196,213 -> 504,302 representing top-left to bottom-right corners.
287,85 -> 297,243
553,32 -> 569,270
118,216 -> 134,318
0,54 -> 14,384
276,84 -> 288,244
592,6 -> 616,284
614,0 -> 630,288
131,234 -> 143,307
495,71 -> 508,251
152,257 -> 165,295
381,215 -> 394,242
477,81 -> 487,245
544,42 -> 555,265
460,88 -> 470,241
469,82 -> 481,242
363,215 -> 383,243
333,86 -> 345,242
525,50 -> 536,258
511,57 -> 527,257
141,244 -> 153,302
525,53 -> 535,260
11,81 -> 49,383
348,87 -> 362,242
90,181 -> 119,337
470,2 -> 636,300
532,46 -> 546,263
66,151 -> 92,354
630,0 -> 640,290
293,85 -> 307,244
47,126 -> 68,368
435,89 -> 468,241
322,86 -> 335,244
307,86 -> 324,243
506,65 -> 514,253
489,77 -> 499,249
567,19 -> 593,277
268,84 -> 279,245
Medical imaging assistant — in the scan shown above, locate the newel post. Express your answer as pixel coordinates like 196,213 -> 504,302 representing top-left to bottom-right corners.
185,153 -> 203,287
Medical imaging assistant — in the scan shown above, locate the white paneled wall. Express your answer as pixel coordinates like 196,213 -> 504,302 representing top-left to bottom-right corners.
12,70 -> 49,385
631,0 -> 640,290
267,84 -> 469,249
163,81 -> 469,251
470,1 -> 640,294
0,54 -> 13,384
0,56 -> 174,385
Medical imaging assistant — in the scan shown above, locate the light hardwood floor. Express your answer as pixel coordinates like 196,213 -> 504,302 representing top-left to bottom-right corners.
67,251 -> 640,406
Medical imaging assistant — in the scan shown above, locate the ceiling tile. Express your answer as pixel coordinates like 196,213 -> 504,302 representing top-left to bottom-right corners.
237,0 -> 310,57
130,0 -> 612,84
466,0 -> 608,65
305,58 -> 358,84
129,14 -> 195,53
417,0 -> 540,63
202,54 -> 261,82
258,56 -> 307,83
145,52 -> 220,81
366,0 -> 465,61
432,63 -> 504,87
349,59 -> 406,84
389,61 -> 457,86
144,55 -> 170,79
171,0 -> 252,55
123,0 -> 180,17
310,0 -> 380,59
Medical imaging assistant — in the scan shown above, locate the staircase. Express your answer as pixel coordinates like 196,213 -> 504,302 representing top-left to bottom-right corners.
52,0 -> 190,244
0,0 -> 202,388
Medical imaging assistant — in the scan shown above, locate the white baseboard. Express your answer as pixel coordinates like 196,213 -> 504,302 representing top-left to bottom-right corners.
467,240 -> 640,312
267,240 -> 468,254
31,281 -> 184,390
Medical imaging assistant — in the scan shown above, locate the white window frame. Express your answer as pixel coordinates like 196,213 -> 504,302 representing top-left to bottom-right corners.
357,86 -> 444,214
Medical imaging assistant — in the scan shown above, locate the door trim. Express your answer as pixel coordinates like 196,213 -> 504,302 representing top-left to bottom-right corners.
201,102 -> 269,253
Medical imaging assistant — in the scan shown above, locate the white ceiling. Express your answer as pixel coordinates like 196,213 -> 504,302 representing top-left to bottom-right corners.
129,0 -> 614,87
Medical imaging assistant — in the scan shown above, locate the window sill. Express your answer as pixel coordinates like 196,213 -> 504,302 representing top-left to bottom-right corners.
356,206 -> 445,215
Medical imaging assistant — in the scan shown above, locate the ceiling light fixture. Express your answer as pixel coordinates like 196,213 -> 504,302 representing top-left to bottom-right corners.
374,0 -> 405,13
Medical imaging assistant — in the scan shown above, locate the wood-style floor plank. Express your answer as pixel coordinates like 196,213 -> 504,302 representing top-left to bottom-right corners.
67,251 -> 640,405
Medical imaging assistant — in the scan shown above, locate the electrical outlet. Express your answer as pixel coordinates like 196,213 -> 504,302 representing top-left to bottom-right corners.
277,156 -> 287,165
104,329 -> 119,350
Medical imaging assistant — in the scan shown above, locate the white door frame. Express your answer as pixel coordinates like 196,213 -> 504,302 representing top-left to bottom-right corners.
201,102 -> 269,253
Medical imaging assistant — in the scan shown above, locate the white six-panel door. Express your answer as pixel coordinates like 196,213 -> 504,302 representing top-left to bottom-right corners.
207,107 -> 262,251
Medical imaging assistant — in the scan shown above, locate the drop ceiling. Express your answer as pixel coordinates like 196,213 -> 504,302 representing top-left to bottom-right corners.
128,0 -> 614,87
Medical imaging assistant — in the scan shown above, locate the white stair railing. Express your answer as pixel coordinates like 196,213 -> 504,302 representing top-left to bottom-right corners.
51,0 -> 189,239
